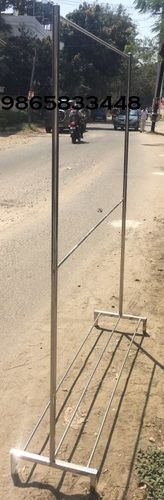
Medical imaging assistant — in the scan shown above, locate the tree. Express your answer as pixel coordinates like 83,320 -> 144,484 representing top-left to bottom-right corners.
134,0 -> 164,130
118,36 -> 158,105
134,1 -> 164,43
60,2 -> 136,99
2,26 -> 52,95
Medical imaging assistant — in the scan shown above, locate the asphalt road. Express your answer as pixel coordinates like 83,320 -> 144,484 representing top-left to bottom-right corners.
0,121 -> 163,364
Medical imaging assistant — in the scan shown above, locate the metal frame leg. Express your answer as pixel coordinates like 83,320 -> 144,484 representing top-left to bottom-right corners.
50,4 -> 60,463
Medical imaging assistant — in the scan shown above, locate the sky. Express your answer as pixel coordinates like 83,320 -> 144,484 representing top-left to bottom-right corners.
5,0 -> 156,40
58,0 -> 155,40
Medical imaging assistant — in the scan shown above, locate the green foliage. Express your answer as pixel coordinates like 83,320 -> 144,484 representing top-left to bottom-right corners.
134,0 -> 164,43
0,14 -> 11,36
0,0 -> 9,11
132,62 -> 157,105
33,36 -> 52,96
60,2 -> 136,98
136,447 -> 164,499
2,27 -> 36,95
123,36 -> 157,105
0,108 -> 43,130
134,1 -> 163,14
0,109 -> 27,130
1,27 -> 52,95
129,37 -> 158,64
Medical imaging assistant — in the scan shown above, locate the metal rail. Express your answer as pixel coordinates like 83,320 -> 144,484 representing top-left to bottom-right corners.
50,4 -> 59,463
119,53 -> 131,316
23,313 -> 101,451
55,318 -> 120,456
61,16 -> 129,59
87,319 -> 141,466
58,200 -> 123,268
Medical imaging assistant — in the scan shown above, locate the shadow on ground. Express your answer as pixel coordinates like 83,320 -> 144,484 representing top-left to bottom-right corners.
154,131 -> 164,137
13,474 -> 100,500
12,325 -> 163,498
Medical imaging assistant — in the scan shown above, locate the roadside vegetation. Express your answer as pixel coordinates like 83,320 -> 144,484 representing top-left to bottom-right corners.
0,109 -> 44,132
136,447 -> 164,499
0,110 -> 27,131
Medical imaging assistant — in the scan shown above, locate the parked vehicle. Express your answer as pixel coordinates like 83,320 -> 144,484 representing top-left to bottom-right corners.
45,107 -> 87,133
113,109 -> 140,130
90,108 -> 107,122
45,109 -> 68,133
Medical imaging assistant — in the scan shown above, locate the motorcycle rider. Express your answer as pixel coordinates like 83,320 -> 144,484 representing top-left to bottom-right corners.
68,101 -> 84,138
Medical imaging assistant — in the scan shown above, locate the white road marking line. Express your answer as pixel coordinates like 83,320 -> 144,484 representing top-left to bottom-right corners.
152,172 -> 164,176
110,219 -> 140,229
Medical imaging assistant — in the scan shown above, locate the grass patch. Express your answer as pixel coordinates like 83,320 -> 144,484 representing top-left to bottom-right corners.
0,110 -> 44,132
0,110 -> 28,131
136,447 -> 164,499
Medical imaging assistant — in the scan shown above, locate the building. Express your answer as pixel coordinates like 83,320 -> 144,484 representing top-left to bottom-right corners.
1,13 -> 51,40
0,13 -> 64,48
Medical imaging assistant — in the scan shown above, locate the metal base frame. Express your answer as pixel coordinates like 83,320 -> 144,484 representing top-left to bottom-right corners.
10,312 -> 147,492
94,310 -> 147,334
10,449 -> 98,490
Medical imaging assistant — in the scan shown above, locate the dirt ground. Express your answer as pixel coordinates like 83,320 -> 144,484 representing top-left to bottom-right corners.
0,127 -> 45,151
0,124 -> 164,500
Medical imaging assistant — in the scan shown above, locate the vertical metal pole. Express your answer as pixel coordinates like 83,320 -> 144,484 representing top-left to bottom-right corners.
28,47 -> 37,124
119,53 -> 131,316
50,4 -> 60,463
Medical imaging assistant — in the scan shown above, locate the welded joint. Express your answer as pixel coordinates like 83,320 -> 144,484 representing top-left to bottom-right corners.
94,311 -> 100,327
10,451 -> 18,482
142,318 -> 147,335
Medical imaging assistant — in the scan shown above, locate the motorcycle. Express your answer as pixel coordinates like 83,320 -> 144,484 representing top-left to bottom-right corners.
69,120 -> 83,143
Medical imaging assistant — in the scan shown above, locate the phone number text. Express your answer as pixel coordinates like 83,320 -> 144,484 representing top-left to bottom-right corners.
1,95 -> 141,110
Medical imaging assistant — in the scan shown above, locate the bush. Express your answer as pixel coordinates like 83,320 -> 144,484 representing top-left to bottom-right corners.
0,110 -> 28,131
136,447 -> 164,499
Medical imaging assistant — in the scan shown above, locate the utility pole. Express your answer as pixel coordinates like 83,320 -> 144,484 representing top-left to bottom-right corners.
28,47 -> 37,124
151,6 -> 164,132
151,43 -> 164,132
33,0 -> 35,17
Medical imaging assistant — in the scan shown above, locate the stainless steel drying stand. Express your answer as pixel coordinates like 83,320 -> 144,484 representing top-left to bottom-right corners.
10,4 -> 147,492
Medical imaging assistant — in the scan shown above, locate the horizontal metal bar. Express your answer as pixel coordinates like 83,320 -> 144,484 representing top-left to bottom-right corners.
61,16 -> 129,59
87,319 -> 141,466
58,200 -> 123,269
94,309 -> 147,323
55,458 -> 97,478
10,448 -> 97,478
23,314 -> 101,451
55,317 -> 120,455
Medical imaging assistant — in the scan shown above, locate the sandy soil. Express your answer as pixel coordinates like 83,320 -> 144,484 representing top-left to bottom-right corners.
0,127 -> 45,151
0,124 -> 164,500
